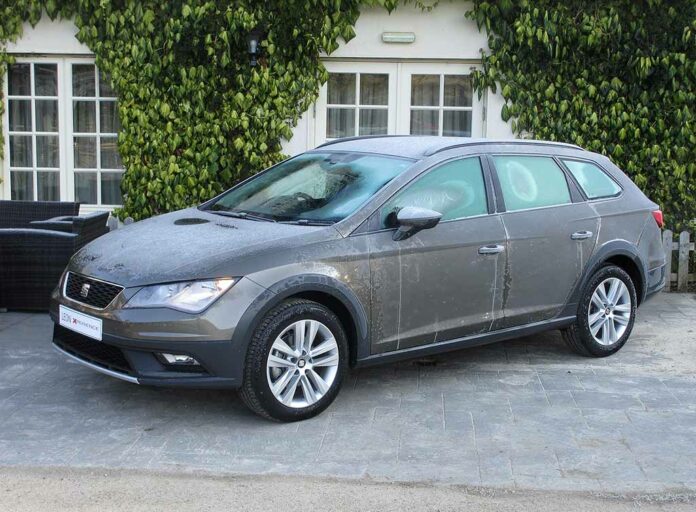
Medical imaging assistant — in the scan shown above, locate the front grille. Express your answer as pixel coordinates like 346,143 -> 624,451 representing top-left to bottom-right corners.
65,272 -> 123,309
54,325 -> 133,375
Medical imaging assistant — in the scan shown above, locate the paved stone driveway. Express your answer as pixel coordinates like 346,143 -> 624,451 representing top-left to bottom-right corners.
1,293 -> 695,494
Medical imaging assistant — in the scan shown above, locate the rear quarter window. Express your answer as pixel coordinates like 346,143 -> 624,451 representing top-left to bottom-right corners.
562,159 -> 621,199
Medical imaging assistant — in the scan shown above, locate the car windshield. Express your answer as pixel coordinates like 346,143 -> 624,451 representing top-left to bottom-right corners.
205,152 -> 414,223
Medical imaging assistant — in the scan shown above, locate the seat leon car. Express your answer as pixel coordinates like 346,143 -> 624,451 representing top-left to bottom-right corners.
50,136 -> 666,421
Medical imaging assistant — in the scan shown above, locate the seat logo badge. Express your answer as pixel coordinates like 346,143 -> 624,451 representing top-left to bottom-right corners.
80,283 -> 91,298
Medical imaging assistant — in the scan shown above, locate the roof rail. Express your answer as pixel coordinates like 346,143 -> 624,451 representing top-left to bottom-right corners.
424,139 -> 584,156
317,135 -> 413,148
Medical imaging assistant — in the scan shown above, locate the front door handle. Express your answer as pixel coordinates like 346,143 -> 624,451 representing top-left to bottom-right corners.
571,230 -> 594,240
478,244 -> 505,255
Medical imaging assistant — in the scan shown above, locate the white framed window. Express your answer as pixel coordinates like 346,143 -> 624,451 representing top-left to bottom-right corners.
315,62 -> 398,144
315,61 -> 483,147
68,62 -> 123,207
2,57 -> 123,209
408,74 -> 473,136
6,60 -> 63,201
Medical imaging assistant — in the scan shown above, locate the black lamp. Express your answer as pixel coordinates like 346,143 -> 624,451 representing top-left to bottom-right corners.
246,28 -> 263,67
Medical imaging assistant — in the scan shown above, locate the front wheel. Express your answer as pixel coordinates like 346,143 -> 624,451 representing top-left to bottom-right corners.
562,265 -> 637,357
240,299 -> 348,421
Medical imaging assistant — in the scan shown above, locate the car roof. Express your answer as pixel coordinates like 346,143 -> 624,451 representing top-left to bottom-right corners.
316,135 -> 584,159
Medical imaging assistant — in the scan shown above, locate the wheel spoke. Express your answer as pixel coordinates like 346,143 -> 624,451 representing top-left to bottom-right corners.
272,338 -> 298,358
305,321 -> 319,353
299,374 -> 317,405
307,368 -> 329,395
607,279 -> 621,305
591,293 -> 605,310
310,338 -> 336,358
280,373 -> 301,405
595,283 -> 609,305
590,316 -> 606,336
268,354 -> 294,368
608,318 -> 618,342
614,303 -> 631,313
588,310 -> 604,327
293,321 -> 306,353
613,314 -> 629,326
312,352 -> 339,367
271,368 -> 294,396
601,321 -> 611,344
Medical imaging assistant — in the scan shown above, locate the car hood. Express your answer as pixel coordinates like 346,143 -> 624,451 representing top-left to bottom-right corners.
69,208 -> 339,287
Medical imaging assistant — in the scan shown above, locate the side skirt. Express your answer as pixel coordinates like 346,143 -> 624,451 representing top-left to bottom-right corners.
354,316 -> 576,368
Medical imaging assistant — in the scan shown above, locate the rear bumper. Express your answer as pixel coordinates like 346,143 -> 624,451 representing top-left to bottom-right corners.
643,264 -> 666,303
50,319 -> 242,388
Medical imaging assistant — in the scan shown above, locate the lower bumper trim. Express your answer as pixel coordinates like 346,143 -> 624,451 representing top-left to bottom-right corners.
52,342 -> 140,385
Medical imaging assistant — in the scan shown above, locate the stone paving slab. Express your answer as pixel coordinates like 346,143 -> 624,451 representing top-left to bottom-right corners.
0,293 -> 695,494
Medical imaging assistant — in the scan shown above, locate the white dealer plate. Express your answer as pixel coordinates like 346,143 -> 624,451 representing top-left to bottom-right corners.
59,305 -> 103,341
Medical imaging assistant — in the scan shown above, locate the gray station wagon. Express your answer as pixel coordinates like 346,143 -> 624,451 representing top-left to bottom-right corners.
50,136 -> 666,421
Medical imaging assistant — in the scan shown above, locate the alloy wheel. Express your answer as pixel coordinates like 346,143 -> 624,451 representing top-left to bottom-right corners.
587,277 -> 632,346
266,319 -> 340,408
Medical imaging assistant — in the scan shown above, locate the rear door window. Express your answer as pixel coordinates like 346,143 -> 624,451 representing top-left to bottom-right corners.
561,159 -> 621,199
492,155 -> 571,212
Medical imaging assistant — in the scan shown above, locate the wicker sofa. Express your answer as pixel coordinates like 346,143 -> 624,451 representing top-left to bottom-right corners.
0,201 -> 110,311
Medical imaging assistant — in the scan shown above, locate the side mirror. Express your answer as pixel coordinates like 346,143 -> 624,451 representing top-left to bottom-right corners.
393,206 -> 442,241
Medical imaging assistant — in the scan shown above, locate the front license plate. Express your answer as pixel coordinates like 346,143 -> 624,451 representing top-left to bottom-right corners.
59,305 -> 103,341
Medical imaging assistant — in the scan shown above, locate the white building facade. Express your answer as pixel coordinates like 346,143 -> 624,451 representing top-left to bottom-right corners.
1,2 -> 513,212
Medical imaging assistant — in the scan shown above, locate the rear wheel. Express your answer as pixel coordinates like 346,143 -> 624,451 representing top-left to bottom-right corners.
562,265 -> 637,357
240,299 -> 348,421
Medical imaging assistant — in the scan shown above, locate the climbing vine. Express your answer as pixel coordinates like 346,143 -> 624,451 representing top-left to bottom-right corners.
2,1 -> 695,229
467,0 -> 696,230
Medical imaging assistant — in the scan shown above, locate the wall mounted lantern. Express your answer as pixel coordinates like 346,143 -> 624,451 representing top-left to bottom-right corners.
247,28 -> 263,66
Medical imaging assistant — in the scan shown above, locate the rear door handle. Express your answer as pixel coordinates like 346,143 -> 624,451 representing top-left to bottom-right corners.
571,230 -> 594,240
478,244 -> 505,255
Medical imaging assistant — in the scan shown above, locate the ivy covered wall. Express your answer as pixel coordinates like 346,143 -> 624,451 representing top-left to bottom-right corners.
1,1 -> 695,229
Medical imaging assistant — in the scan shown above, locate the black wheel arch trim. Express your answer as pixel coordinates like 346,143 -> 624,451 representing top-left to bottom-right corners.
561,240 -> 647,317
229,274 -> 370,379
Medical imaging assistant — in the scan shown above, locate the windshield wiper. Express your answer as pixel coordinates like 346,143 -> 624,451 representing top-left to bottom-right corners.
208,210 -> 276,223
280,219 -> 335,226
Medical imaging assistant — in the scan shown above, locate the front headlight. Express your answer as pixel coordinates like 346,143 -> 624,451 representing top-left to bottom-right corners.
124,278 -> 237,313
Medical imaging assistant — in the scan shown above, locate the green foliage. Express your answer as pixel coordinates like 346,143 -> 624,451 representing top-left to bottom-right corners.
1,1 -> 361,219
467,0 -> 696,230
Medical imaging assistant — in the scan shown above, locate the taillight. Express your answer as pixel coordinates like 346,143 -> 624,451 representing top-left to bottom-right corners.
652,210 -> 664,229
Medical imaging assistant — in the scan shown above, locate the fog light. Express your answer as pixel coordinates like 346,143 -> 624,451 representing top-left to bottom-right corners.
160,353 -> 199,365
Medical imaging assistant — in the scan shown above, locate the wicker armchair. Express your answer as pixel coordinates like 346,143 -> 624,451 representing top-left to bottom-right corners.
0,212 -> 110,311
0,200 -> 80,229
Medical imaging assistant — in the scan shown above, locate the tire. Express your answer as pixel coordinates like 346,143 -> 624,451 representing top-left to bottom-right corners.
239,298 -> 348,422
562,264 -> 637,357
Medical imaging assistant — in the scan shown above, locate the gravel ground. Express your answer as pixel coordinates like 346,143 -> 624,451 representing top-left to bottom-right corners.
2,466 -> 694,512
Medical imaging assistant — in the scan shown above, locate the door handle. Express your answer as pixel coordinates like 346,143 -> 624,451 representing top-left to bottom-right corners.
478,244 -> 505,255
571,230 -> 594,241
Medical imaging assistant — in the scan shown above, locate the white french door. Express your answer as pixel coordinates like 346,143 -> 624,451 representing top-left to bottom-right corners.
2,57 -> 123,210
314,61 -> 484,147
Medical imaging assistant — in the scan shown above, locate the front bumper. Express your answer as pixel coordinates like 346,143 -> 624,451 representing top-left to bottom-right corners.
50,320 -> 242,388
49,275 -> 270,388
